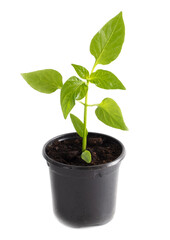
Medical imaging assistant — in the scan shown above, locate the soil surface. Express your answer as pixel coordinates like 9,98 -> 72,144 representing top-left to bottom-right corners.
45,134 -> 122,166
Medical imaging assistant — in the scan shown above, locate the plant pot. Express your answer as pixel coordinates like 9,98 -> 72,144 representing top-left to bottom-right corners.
42,132 -> 125,227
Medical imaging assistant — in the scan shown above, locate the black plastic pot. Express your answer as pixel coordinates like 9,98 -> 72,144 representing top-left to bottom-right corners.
43,132 -> 125,227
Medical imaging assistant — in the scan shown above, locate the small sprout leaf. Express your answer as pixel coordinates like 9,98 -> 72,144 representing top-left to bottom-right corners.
81,150 -> 92,163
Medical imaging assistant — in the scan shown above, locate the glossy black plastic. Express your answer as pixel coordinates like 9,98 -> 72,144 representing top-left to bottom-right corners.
43,132 -> 125,227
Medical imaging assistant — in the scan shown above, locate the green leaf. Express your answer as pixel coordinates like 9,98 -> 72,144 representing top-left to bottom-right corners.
90,12 -> 125,65
72,64 -> 89,79
70,114 -> 88,137
21,69 -> 63,94
61,76 -> 88,119
90,69 -> 125,90
81,150 -> 92,163
95,98 -> 128,130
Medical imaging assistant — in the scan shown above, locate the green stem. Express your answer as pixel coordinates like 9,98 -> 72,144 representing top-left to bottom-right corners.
82,62 -> 97,152
82,81 -> 89,151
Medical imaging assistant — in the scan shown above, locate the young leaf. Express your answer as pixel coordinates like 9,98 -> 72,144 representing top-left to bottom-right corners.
95,98 -> 128,130
72,64 -> 89,79
90,69 -> 125,90
90,12 -> 125,66
21,69 -> 63,94
70,114 -> 88,137
61,76 -> 88,119
81,150 -> 91,163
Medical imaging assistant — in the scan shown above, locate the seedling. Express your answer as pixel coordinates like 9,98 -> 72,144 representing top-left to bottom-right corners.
21,12 -> 128,163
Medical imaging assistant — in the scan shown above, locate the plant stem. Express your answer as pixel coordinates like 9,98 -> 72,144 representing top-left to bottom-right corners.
82,81 -> 89,151
82,62 -> 97,152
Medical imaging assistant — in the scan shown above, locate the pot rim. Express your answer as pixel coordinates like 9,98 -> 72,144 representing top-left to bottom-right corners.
42,132 -> 126,170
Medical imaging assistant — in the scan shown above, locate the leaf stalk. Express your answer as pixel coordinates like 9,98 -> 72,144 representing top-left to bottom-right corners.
91,61 -> 97,74
78,100 -> 98,107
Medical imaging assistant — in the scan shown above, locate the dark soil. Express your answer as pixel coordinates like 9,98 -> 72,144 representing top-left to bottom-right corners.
45,134 -> 122,166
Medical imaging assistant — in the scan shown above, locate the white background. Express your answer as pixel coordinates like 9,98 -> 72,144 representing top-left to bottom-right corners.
0,0 -> 170,239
